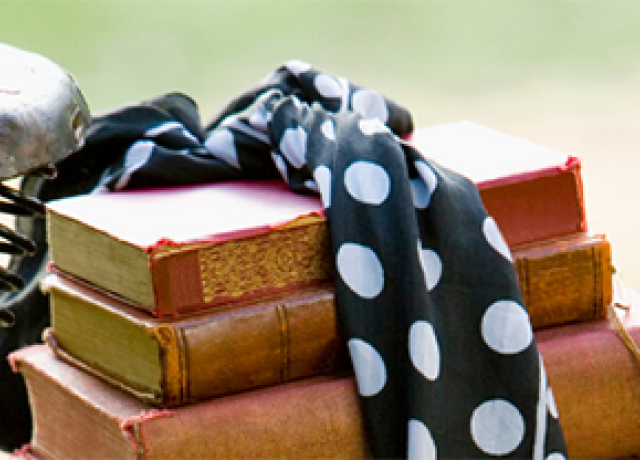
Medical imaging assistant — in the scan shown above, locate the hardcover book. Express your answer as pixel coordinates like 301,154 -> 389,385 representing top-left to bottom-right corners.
409,120 -> 586,246
536,286 -> 640,459
46,122 -> 586,316
47,180 -> 332,317
42,273 -> 347,407
42,232 -> 612,407
10,346 -> 368,460
12,291 -> 640,460
513,232 -> 612,329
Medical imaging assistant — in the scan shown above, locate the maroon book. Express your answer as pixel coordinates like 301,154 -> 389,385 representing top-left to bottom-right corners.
409,120 -> 586,247
45,121 -> 586,317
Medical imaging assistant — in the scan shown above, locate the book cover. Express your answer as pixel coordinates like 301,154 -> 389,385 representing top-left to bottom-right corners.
10,346 -> 368,460
43,232 -> 612,407
42,273 -> 347,407
47,180 -> 332,317
46,122 -> 587,316
409,120 -> 586,247
536,286 -> 640,459
513,232 -> 613,329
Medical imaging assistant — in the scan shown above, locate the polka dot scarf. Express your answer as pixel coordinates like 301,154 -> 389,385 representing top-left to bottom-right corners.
78,61 -> 567,458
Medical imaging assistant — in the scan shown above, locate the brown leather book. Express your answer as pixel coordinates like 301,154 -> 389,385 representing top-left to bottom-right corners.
42,232 -> 612,407
45,121 -> 586,317
513,232 -> 613,329
42,273 -> 348,407
12,293 -> 640,460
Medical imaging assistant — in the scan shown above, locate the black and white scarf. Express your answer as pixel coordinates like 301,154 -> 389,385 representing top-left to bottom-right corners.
76,61 -> 567,459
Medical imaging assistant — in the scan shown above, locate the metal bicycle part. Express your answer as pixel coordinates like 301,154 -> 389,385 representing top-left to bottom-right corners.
0,43 -> 91,178
0,43 -> 91,325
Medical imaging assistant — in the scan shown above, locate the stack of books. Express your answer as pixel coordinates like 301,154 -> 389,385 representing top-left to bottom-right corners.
9,121 -> 639,459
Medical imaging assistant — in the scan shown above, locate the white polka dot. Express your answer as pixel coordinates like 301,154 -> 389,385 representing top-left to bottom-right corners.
314,74 -> 343,98
271,151 -> 288,181
408,419 -> 437,460
204,128 -> 240,169
279,125 -> 308,169
483,217 -> 512,261
321,119 -> 336,141
180,127 -> 200,144
304,179 -> 318,192
352,89 -> 389,123
344,161 -> 390,205
547,387 -> 559,419
481,300 -> 533,355
348,338 -> 387,397
417,244 -> 442,291
290,95 -> 303,110
546,453 -> 566,460
409,321 -> 440,381
285,60 -> 311,75
358,118 -> 390,136
122,141 -> 154,172
114,140 -> 154,190
411,161 -> 438,209
336,242 -> 384,299
145,121 -> 198,144
145,121 -> 179,137
471,399 -> 525,456
248,106 -> 272,132
313,165 -> 332,208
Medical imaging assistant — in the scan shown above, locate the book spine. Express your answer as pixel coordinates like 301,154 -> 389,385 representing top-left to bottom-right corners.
147,163 -> 587,317
48,286 -> 347,408
514,234 -> 613,328
151,219 -> 334,317
59,310 -> 640,460
152,326 -> 187,407
479,161 -> 586,246
145,311 -> 640,459
49,234 -> 613,407
176,288 -> 347,407
15,345 -> 370,460
14,333 -> 640,460
136,375 -> 370,459
536,307 -> 640,458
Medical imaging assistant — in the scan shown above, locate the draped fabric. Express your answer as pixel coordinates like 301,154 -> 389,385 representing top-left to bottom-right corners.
78,61 -> 567,459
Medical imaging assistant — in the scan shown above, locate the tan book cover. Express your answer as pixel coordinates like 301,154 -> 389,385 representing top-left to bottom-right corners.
43,273 -> 347,407
513,232 -> 613,328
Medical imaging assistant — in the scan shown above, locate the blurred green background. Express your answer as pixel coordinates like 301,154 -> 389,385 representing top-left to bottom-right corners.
2,0 -> 640,289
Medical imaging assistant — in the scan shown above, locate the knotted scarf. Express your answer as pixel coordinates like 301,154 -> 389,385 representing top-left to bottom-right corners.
71,61 -> 567,458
